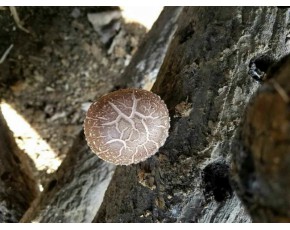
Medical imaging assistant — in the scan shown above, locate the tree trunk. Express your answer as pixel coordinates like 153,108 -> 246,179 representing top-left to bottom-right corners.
94,7 -> 290,223
20,6 -> 182,223
232,54 -> 290,222
0,108 -> 38,222
21,131 -> 116,223
118,7 -> 183,90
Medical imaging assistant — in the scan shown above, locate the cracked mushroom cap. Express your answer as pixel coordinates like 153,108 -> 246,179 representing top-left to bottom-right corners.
84,88 -> 170,165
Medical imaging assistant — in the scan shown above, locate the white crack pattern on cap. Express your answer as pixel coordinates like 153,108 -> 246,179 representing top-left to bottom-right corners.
84,88 -> 170,165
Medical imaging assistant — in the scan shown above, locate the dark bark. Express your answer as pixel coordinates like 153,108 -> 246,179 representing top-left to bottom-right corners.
0,108 -> 38,223
232,54 -> 290,222
118,6 -> 183,90
94,7 -> 290,223
20,7 -> 182,223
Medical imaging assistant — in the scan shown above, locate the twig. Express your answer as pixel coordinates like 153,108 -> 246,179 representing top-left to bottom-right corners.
9,6 -> 30,33
0,44 -> 14,64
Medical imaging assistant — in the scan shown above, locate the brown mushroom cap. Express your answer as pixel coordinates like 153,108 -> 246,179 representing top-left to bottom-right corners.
84,88 -> 170,165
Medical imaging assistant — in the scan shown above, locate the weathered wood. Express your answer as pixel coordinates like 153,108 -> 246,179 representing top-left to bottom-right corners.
0,108 -> 38,222
119,6 -> 183,90
232,54 -> 290,222
20,6 -> 182,223
94,7 -> 290,223
21,132 -> 116,223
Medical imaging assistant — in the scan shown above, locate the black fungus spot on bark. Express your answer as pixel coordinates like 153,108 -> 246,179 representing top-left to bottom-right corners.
248,53 -> 276,82
47,179 -> 57,191
249,54 -> 275,73
178,23 -> 195,44
202,161 -> 233,202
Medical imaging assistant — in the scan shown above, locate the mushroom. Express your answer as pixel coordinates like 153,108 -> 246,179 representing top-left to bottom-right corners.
84,88 -> 170,165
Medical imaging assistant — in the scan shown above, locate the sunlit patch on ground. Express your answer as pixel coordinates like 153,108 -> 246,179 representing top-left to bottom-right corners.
0,101 -> 61,174
121,6 -> 163,30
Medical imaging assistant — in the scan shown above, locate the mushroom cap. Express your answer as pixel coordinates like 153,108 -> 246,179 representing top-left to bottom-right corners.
84,88 -> 170,165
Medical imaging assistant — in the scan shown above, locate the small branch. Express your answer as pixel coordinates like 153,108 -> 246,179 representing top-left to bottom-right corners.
0,44 -> 14,64
9,6 -> 30,33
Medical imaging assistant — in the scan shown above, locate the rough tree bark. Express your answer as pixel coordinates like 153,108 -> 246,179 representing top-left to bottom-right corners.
20,7 -> 182,223
232,54 -> 290,222
0,109 -> 38,222
118,7 -> 183,90
94,7 -> 290,223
